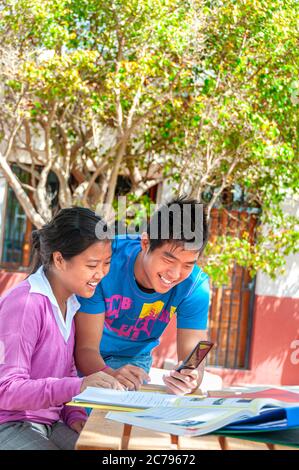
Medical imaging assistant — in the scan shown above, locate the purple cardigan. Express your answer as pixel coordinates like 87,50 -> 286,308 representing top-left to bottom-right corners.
0,279 -> 87,427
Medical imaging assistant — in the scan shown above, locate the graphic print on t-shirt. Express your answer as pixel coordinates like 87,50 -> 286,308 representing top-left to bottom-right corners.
105,296 -> 176,340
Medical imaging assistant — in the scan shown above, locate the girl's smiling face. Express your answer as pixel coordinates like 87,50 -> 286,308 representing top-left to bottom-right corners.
53,240 -> 112,298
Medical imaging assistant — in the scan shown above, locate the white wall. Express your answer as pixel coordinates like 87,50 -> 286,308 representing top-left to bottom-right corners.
255,256 -> 299,299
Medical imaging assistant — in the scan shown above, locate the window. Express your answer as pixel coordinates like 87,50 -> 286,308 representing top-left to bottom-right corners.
206,207 -> 260,369
1,167 -> 59,268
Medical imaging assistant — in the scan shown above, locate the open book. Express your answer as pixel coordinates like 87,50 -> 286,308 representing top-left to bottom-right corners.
71,387 -> 299,436
71,387 -> 208,410
104,395 -> 299,437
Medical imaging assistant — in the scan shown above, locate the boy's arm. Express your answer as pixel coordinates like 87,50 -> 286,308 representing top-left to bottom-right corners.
177,327 -> 208,362
74,312 -> 150,390
74,312 -> 106,375
177,327 -> 208,388
75,283 -> 107,375
163,329 -> 208,395
163,274 -> 210,395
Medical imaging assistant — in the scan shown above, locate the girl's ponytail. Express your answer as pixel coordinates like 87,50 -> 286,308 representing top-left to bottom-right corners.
30,230 -> 42,274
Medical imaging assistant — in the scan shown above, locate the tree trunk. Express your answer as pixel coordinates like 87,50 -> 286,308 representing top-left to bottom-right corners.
72,167 -> 101,202
53,164 -> 73,208
105,139 -> 127,207
0,152 -> 45,228
34,162 -> 53,221
133,179 -> 163,198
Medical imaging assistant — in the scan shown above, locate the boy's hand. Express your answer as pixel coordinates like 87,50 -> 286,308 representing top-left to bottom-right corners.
106,365 -> 150,391
163,367 -> 201,395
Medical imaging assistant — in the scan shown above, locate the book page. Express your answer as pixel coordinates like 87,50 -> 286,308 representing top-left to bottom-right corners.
72,387 -> 275,410
106,406 -> 254,437
73,387 -> 181,408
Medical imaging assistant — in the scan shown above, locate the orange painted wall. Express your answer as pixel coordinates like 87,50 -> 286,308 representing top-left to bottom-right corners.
212,295 -> 299,386
152,295 -> 299,386
0,270 -> 27,296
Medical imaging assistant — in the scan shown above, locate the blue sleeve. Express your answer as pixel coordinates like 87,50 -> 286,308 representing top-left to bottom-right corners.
176,275 -> 210,330
76,284 -> 106,315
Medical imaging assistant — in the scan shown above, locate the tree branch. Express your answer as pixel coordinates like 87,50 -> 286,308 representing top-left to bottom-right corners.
206,157 -> 239,219
0,151 -> 45,228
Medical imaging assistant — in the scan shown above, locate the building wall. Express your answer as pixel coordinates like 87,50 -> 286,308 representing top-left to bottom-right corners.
236,198 -> 299,385
152,194 -> 299,386
206,254 -> 299,386
0,270 -> 27,295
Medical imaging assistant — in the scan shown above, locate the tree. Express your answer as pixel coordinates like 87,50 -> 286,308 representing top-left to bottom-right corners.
154,0 -> 299,282
0,0 -> 199,224
0,0 -> 298,282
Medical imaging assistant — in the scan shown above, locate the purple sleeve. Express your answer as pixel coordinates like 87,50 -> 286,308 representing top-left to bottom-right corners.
60,404 -> 88,427
0,291 -> 84,411
60,359 -> 88,427
0,351 -> 84,411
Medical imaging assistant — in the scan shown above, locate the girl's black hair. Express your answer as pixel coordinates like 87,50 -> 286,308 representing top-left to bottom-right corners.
30,207 -> 110,274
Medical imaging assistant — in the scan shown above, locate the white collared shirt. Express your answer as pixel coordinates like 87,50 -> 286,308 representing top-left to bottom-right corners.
28,266 -> 80,342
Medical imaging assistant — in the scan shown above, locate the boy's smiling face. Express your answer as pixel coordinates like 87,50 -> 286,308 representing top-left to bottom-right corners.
135,234 -> 200,293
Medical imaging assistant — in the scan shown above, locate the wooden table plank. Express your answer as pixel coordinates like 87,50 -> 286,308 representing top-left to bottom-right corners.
75,410 -> 123,450
178,435 -> 222,450
125,426 -> 178,450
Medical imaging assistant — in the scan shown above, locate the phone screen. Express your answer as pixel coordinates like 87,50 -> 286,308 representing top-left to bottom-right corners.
176,340 -> 214,372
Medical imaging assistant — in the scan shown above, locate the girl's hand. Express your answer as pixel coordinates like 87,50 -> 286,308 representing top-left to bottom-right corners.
80,371 -> 124,392
70,420 -> 86,434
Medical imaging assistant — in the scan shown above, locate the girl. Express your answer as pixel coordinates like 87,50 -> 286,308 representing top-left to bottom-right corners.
0,207 -> 122,450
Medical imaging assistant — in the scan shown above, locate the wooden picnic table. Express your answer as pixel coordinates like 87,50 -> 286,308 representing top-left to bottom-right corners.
75,409 -> 299,451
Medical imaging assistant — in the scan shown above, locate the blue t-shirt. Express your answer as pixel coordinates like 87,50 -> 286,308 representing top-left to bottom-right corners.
77,236 -> 210,357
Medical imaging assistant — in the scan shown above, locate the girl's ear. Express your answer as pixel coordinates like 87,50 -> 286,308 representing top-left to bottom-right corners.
140,232 -> 150,253
52,251 -> 66,271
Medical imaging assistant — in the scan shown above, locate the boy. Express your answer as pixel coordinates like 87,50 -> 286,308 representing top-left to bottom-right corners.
75,197 -> 210,395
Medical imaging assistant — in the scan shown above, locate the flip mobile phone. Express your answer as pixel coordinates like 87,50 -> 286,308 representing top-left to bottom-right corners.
176,340 -> 214,372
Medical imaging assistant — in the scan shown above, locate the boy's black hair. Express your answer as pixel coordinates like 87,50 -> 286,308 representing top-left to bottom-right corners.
30,206 -> 110,274
147,196 -> 209,254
